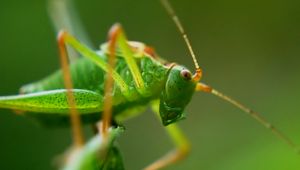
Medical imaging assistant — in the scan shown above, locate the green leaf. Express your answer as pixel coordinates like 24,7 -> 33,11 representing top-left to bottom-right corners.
62,127 -> 125,170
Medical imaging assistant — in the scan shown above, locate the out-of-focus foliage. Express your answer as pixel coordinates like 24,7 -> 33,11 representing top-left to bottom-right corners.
62,127 -> 124,170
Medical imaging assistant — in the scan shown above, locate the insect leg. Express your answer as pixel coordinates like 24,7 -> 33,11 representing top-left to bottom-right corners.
57,33 -> 84,147
108,24 -> 147,96
57,31 -> 130,98
144,101 -> 190,170
100,28 -> 118,138
48,0 -> 93,61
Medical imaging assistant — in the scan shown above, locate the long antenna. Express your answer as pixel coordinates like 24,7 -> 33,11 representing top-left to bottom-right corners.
196,83 -> 300,155
160,0 -> 202,81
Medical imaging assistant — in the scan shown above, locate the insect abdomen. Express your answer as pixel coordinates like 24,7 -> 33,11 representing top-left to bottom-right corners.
20,56 -> 105,94
20,52 -> 169,114
21,52 -> 168,99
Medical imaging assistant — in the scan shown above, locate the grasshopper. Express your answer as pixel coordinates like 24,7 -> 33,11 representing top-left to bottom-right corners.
0,0 -> 299,169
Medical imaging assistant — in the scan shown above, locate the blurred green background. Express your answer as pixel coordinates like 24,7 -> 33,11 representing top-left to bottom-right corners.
0,0 -> 300,169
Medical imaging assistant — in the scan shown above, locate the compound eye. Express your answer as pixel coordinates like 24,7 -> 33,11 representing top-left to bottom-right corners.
180,69 -> 192,80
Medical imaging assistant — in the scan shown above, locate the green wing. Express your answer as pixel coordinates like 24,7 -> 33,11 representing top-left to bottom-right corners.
0,89 -> 103,126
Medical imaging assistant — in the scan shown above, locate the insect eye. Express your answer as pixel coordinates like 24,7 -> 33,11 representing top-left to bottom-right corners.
180,69 -> 192,80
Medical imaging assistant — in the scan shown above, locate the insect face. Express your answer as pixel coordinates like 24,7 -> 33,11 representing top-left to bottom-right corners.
159,65 -> 197,126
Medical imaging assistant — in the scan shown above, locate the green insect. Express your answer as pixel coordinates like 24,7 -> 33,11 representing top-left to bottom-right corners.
0,0 -> 299,169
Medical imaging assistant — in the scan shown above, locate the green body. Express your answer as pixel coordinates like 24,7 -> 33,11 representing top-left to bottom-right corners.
0,39 -> 197,126
0,33 -> 197,168
0,47 -> 169,124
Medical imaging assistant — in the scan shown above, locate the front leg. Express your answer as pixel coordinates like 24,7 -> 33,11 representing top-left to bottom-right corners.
144,101 -> 191,170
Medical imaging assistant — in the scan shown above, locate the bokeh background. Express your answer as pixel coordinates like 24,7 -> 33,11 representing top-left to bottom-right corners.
0,0 -> 300,169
